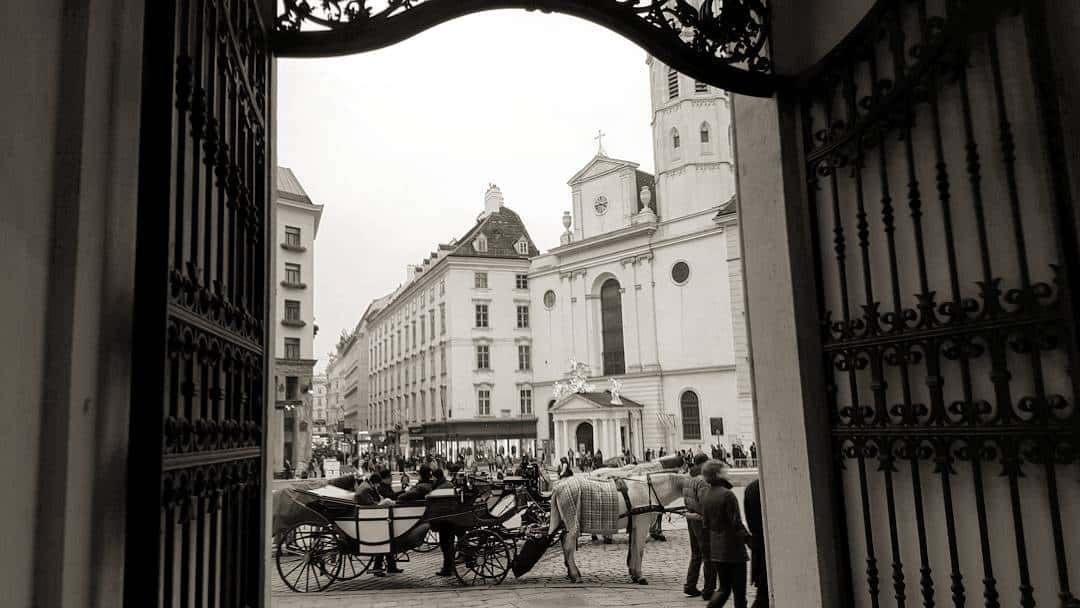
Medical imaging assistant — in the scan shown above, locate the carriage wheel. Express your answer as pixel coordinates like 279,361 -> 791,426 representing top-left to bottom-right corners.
275,522 -> 342,593
453,528 -> 512,586
334,553 -> 373,581
413,527 -> 440,553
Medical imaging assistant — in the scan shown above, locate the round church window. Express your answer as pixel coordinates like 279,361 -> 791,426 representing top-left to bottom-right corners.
543,290 -> 557,309
671,261 -> 690,285
594,195 -> 609,215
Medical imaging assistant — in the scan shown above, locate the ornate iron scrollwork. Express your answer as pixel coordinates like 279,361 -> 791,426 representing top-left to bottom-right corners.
274,0 -> 773,96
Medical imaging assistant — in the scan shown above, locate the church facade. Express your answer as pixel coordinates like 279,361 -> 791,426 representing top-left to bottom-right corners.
530,60 -> 753,460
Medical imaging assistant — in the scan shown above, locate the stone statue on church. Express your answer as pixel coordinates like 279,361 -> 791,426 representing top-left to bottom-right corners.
608,377 -> 623,405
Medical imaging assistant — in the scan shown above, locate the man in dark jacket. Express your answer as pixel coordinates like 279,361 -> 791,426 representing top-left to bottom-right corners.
354,473 -> 385,506
700,460 -> 749,608
376,468 -> 397,500
433,464 -> 459,576
744,479 -> 767,607
372,469 -> 403,575
397,464 -> 434,501
683,453 -> 714,598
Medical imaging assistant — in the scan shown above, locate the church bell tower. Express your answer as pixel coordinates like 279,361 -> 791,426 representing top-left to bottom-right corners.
647,55 -> 736,220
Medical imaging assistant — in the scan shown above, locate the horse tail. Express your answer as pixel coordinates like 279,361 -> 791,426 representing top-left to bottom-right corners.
548,489 -> 562,535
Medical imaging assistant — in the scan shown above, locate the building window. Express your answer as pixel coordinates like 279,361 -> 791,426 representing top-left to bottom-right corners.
285,376 -> 299,400
543,290 -> 556,310
478,389 -> 491,416
515,274 -> 528,289
681,391 -> 702,440
518,344 -> 531,371
515,237 -> 529,255
474,272 -> 488,288
667,68 -> 679,99
475,233 -> 488,252
476,344 -> 490,370
439,304 -> 446,334
440,279 -> 445,295
284,338 -> 300,360
516,305 -> 529,329
600,278 -> 625,375
284,299 -> 301,321
695,80 -> 708,93
672,128 -> 681,150
420,317 -> 425,343
700,122 -> 711,143
441,345 -> 447,373
520,388 -> 533,414
285,263 -> 301,284
285,225 -> 301,247
475,303 -> 489,328
672,261 -> 691,285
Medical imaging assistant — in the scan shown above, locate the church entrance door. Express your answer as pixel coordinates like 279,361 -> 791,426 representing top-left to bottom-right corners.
575,422 -> 594,455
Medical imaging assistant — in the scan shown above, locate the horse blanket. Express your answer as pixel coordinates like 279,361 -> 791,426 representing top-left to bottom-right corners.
552,476 -> 624,537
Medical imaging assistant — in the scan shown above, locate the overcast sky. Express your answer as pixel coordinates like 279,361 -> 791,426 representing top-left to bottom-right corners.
277,10 -> 656,371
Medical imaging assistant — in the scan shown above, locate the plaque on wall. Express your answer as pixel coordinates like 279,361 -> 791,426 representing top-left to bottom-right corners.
709,417 -> 724,436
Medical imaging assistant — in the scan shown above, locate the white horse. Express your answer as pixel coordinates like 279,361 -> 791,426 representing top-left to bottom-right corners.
547,472 -> 688,584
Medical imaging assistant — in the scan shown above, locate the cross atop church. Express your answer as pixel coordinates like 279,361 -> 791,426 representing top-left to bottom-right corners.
594,129 -> 606,156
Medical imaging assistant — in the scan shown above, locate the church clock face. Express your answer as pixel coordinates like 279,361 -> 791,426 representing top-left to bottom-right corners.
593,194 -> 609,215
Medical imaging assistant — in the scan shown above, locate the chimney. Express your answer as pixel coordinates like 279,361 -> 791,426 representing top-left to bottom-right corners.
484,183 -> 504,214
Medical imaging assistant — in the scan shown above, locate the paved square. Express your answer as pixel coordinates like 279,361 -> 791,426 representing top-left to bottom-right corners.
272,517 -> 756,608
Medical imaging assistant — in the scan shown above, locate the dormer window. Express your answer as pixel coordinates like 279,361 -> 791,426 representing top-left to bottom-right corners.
515,236 -> 529,255
672,128 -> 681,149
667,68 -> 679,100
474,233 -> 488,252
695,80 -> 708,93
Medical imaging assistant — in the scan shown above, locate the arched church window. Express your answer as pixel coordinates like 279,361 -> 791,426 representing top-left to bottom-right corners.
681,391 -> 702,440
600,279 -> 625,375
667,68 -> 679,100
700,122 -> 711,143
672,128 -> 681,149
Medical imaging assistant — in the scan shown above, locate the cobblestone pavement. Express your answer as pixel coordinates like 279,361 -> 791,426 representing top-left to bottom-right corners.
272,513 -> 756,608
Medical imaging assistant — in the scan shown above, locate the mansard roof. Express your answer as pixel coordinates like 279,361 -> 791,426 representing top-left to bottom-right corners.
449,205 -> 539,260
277,166 -> 312,203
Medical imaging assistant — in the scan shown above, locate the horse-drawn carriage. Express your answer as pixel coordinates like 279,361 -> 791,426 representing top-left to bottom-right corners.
274,472 -> 552,592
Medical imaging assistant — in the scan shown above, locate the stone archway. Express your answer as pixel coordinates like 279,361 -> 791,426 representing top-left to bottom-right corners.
574,421 -> 594,454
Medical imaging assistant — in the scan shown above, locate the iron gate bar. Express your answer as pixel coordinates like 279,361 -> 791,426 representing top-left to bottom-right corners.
796,0 -> 1078,606
271,0 -> 774,97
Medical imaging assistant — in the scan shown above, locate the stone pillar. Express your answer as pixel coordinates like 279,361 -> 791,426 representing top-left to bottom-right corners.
734,94 -> 845,607
636,254 -> 659,371
586,292 -> 603,374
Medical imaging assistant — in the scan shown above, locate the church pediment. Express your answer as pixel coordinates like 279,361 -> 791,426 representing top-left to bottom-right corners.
550,391 -> 644,412
567,154 -> 640,186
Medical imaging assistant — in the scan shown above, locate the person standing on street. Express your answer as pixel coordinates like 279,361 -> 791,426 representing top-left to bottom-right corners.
434,464 -> 459,576
744,479 -> 768,607
683,453 -> 714,598
701,460 -> 749,608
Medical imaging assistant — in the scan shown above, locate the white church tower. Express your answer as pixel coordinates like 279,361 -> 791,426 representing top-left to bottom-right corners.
646,56 -> 736,219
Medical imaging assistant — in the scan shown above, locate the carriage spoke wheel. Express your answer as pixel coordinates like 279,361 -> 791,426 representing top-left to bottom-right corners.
413,527 -> 440,553
334,552 -> 373,581
275,522 -> 343,593
453,528 -> 512,586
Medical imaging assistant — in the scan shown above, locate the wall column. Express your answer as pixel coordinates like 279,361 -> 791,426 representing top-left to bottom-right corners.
635,254 -> 659,371
621,257 -> 642,372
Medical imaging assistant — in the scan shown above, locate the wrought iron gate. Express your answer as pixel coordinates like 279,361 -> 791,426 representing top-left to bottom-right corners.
800,1 -> 1079,607
127,0 -> 271,606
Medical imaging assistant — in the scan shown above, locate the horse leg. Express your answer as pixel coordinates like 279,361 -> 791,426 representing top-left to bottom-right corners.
562,531 -> 582,582
627,515 -> 649,584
